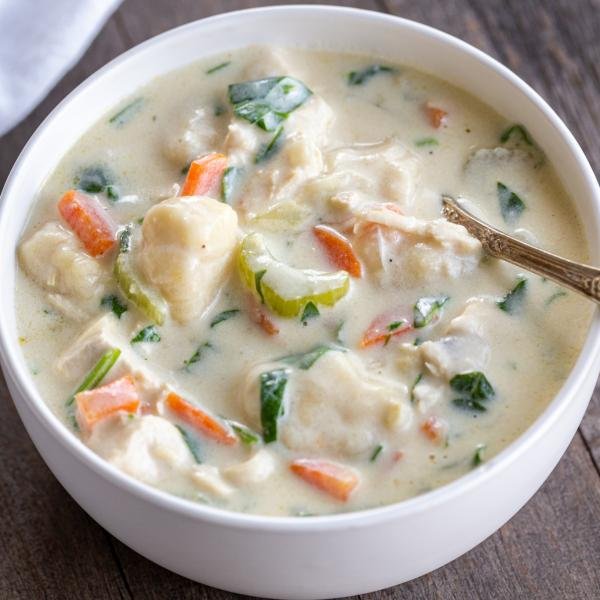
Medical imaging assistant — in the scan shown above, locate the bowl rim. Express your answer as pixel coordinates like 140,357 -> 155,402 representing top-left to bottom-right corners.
1,3 -> 599,532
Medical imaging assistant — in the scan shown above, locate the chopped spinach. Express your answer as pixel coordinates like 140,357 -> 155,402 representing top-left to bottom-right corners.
413,295 -> 449,328
131,325 -> 161,344
498,278 -> 527,314
181,161 -> 191,175
370,444 -> 383,462
210,309 -> 240,328
75,166 -> 118,199
206,61 -> 231,75
415,137 -> 439,147
300,301 -> 320,323
260,369 -> 289,443
335,320 -> 345,345
255,126 -> 284,163
101,294 -> 127,319
176,425 -> 202,463
347,64 -> 396,86
227,420 -> 260,445
472,444 -> 486,466
500,124 -> 533,146
545,290 -> 567,306
450,371 -> 495,412
228,76 -> 312,131
279,344 -> 338,370
410,373 -> 423,403
214,103 -> 227,117
221,166 -> 242,202
118,225 -> 133,253
109,97 -> 144,127
184,342 -> 213,369
497,181 -> 525,223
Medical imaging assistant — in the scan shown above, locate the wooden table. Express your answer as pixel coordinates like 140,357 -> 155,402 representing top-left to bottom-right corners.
1,1 -> 599,598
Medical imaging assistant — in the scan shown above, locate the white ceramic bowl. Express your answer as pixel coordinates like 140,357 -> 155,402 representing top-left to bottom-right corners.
1,6 -> 599,599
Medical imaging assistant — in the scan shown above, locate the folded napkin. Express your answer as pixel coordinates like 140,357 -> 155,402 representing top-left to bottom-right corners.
0,0 -> 122,136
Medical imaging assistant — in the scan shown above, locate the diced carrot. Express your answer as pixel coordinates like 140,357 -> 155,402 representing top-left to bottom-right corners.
290,459 -> 359,502
75,374 -> 139,431
166,392 -> 237,445
360,307 -> 412,348
313,225 -> 362,278
424,103 -> 447,128
58,190 -> 116,257
420,416 -> 448,444
246,293 -> 279,335
181,152 -> 227,197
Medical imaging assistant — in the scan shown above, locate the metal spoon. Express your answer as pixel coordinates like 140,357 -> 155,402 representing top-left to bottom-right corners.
441,195 -> 600,303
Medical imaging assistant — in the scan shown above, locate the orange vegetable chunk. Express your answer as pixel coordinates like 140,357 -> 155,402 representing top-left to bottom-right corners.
424,103 -> 447,128
166,392 -> 237,445
181,152 -> 227,197
58,189 -> 116,257
313,225 -> 362,278
360,307 -> 412,348
290,458 -> 359,501
75,374 -> 140,431
420,416 -> 448,444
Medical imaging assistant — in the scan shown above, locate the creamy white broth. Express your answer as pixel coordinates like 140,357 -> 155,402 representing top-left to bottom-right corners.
15,46 -> 592,516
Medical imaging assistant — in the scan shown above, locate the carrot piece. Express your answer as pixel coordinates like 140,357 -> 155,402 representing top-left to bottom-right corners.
75,374 -> 139,431
181,152 -> 227,197
313,225 -> 362,278
420,416 -> 448,444
290,459 -> 359,502
424,103 -> 447,128
246,293 -> 279,335
166,392 -> 237,445
360,307 -> 412,348
58,190 -> 116,256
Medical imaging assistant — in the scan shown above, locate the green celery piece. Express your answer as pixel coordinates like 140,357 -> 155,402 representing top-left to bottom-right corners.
114,253 -> 167,325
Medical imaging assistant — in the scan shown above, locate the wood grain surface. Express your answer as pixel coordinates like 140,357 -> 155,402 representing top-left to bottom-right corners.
1,1 -> 599,598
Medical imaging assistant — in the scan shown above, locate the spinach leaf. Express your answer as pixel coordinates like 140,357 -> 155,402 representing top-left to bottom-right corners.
109,97 -> 144,127
279,344 -> 337,370
221,166 -> 242,202
450,371 -> 495,412
500,124 -> 533,146
206,61 -> 231,75
118,225 -> 133,253
228,76 -> 312,131
300,301 -> 319,323
227,420 -> 260,445
75,166 -> 118,199
101,294 -> 127,318
545,290 -> 567,306
347,64 -> 396,86
472,444 -> 486,466
184,342 -> 213,369
176,425 -> 202,463
255,126 -> 284,163
497,181 -> 525,223
410,372 -> 423,403
415,137 -> 439,147
131,325 -> 160,344
260,369 -> 289,443
370,444 -> 383,462
210,309 -> 240,328
413,295 -> 449,328
498,278 -> 527,314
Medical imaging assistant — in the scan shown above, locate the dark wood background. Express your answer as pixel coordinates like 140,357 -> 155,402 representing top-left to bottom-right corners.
1,1 -> 599,598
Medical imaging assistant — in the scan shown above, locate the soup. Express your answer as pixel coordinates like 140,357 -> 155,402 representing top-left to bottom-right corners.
15,46 -> 592,516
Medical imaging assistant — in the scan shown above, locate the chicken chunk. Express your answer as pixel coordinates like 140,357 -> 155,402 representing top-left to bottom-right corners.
19,222 -> 108,319
88,415 -> 195,487
241,350 -> 412,458
190,464 -> 235,499
55,314 -> 169,405
140,196 -> 239,322
353,204 -> 482,287
224,449 -> 276,486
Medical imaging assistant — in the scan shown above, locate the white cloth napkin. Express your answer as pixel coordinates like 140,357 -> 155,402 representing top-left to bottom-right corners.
0,0 -> 122,136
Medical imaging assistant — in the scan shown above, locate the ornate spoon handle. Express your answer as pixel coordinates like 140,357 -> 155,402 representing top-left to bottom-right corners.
441,195 -> 600,303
